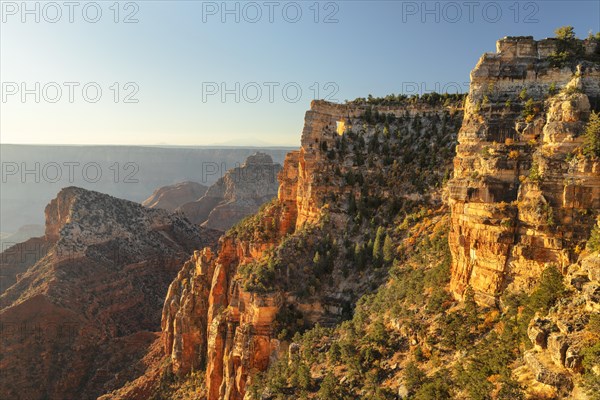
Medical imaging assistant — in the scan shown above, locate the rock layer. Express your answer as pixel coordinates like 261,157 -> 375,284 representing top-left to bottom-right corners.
0,187 -> 219,400
448,36 -> 600,304
178,153 -> 282,231
160,98 -> 464,400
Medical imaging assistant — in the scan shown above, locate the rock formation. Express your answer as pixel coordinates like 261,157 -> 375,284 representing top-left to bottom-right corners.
448,36 -> 600,305
9,32 -> 599,400
0,187 -> 219,400
142,181 -> 208,212
156,97 -> 464,400
177,153 -> 282,231
522,229 -> 600,397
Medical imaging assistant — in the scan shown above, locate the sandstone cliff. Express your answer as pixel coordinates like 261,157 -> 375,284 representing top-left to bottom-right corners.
448,36 -> 600,305
142,181 -> 208,212
178,153 -> 282,231
147,96 -> 464,400
0,187 -> 219,400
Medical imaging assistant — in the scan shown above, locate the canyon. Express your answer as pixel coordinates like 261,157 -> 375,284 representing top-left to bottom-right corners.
104,92 -> 464,399
0,187 -> 220,400
1,33 -> 599,400
145,35 -> 599,400
177,153 -> 282,231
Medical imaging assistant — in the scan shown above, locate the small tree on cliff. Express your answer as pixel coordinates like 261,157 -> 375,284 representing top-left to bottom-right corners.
464,286 -> 479,328
372,226 -> 385,263
551,25 -> 584,66
527,265 -> 566,313
382,234 -> 394,264
583,112 -> 600,159
587,223 -> 600,253
555,25 -> 576,41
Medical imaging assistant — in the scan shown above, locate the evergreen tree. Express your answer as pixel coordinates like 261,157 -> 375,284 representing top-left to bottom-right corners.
583,112 -> 600,159
348,193 -> 357,214
382,234 -> 394,264
313,251 -> 321,267
555,25 -> 576,40
372,226 -> 385,261
464,286 -> 479,327
527,265 -> 565,312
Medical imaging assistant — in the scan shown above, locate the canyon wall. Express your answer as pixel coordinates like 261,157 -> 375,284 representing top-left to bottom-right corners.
160,97 -> 464,400
448,36 -> 600,304
0,187 -> 219,400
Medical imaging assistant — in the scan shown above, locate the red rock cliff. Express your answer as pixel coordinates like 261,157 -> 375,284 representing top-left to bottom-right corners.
448,36 -> 600,304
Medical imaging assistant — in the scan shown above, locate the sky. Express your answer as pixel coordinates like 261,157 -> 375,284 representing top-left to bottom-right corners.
1,0 -> 599,147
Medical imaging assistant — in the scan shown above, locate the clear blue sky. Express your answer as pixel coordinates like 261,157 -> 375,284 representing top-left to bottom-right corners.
1,0 -> 599,146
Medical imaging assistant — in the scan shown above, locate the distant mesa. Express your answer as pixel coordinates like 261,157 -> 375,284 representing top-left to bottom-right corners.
176,152 -> 282,231
142,181 -> 208,212
0,224 -> 45,246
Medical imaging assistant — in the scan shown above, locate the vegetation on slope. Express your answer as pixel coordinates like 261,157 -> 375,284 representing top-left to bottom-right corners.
249,208 -> 580,399
229,98 -> 463,308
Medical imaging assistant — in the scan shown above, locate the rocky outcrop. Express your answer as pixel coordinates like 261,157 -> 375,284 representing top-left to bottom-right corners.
448,36 -> 600,304
158,97 -> 464,400
164,168 -> 294,400
523,241 -> 600,395
0,187 -> 219,400
142,181 -> 208,211
178,153 -> 282,231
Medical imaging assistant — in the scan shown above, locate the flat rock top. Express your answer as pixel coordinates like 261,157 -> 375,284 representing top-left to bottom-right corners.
243,152 -> 274,166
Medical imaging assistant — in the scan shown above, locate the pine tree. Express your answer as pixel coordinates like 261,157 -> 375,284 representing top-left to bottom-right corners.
555,25 -> 576,40
382,234 -> 394,264
348,193 -> 357,214
583,112 -> 600,159
464,286 -> 479,327
313,251 -> 321,267
372,227 -> 385,261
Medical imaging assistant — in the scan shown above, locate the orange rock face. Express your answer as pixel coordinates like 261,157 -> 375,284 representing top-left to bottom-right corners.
448,36 -> 600,304
159,98 -> 465,400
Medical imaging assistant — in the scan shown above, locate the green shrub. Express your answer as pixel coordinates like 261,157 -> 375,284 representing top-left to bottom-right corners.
588,313 -> 600,334
404,362 -> 427,394
582,342 -> 600,400
548,26 -> 585,67
583,112 -> 600,159
586,223 -> 600,252
527,265 -> 565,313
528,161 -> 542,182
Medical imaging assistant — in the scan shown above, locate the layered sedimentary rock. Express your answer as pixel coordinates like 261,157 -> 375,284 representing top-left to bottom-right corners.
142,181 -> 208,212
160,98 -> 464,400
448,36 -> 600,304
178,153 -> 282,231
164,164 -> 295,400
0,187 -> 219,400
